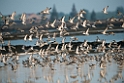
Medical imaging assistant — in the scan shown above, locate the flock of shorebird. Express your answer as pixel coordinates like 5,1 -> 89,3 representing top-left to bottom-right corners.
0,6 -> 124,83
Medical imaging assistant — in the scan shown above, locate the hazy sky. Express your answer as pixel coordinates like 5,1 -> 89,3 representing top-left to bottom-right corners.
0,0 -> 124,15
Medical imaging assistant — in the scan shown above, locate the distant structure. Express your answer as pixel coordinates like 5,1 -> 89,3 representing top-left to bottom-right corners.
50,4 -> 58,21
91,10 -> 96,21
70,4 -> 77,17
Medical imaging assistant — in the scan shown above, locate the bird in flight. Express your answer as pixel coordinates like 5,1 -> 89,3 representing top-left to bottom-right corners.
41,7 -> 51,14
103,6 -> 109,14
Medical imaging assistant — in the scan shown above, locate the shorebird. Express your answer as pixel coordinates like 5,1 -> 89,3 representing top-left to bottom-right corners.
68,16 -> 75,24
24,34 -> 28,42
91,22 -> 97,28
0,13 -> 16,28
0,12 -> 7,23
83,28 -> 89,35
77,9 -> 86,20
67,41 -> 73,51
20,13 -> 26,25
117,10 -> 122,16
121,22 -> 124,28
50,19 -> 56,28
0,33 -> 4,44
45,21 -> 49,28
10,11 -> 16,20
55,44 -> 60,53
83,40 -> 88,47
96,36 -> 101,42
61,43 -> 67,52
39,34 -> 43,41
103,6 -> 109,14
60,16 -> 65,23
61,37 -> 66,44
82,20 -> 87,28
29,34 -> 33,42
2,20 -> 16,29
75,46 -> 80,55
59,30 -> 64,37
2,55 -> 7,65
52,32 -> 57,41
57,22 -> 63,31
41,7 -> 51,14
0,14 -> 16,29
63,22 -> 67,29
70,36 -> 78,41
102,27 -> 108,34
71,22 -> 79,30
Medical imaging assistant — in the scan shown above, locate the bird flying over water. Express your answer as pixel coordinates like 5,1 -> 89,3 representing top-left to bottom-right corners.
102,27 -> 108,34
83,28 -> 89,35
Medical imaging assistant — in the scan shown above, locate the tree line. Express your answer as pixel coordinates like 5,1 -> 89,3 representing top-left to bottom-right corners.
50,4 -> 124,21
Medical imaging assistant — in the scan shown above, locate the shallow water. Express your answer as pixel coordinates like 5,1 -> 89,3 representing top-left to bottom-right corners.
1,32 -> 124,83
0,53 -> 124,83
3,32 -> 124,46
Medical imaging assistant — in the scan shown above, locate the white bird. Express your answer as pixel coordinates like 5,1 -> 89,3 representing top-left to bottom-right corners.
57,22 -> 64,31
55,44 -> 59,53
63,22 -> 67,29
77,9 -> 86,20
121,22 -> 124,28
29,34 -> 33,41
29,53 -> 33,63
61,37 -> 66,43
41,7 -> 51,14
82,20 -> 87,28
57,78 -> 60,83
10,11 -> 16,20
103,6 -> 109,14
83,28 -> 89,35
75,22 -> 79,29
24,34 -> 28,41
8,40 -> 11,46
20,13 -> 26,25
101,40 -> 106,47
60,16 -> 65,23
39,34 -> 43,41
102,27 -> 108,34
96,36 -> 101,42
83,40 -> 88,47
50,19 -> 56,28
2,55 -> 7,65
0,33 -> 4,44
52,32 -> 57,41
68,16 -> 75,24
45,21 -> 49,28
75,46 -> 80,55
70,36 -> 78,41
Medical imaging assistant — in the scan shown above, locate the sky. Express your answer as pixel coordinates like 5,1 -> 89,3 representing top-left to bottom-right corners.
0,0 -> 124,15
